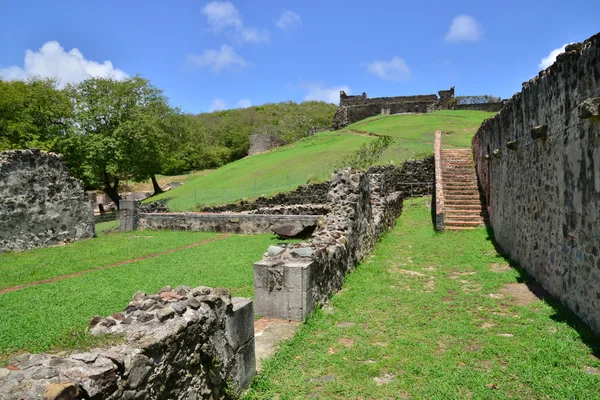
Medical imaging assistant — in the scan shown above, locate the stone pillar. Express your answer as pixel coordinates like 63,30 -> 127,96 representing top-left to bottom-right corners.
254,260 -> 314,321
226,298 -> 256,391
119,199 -> 138,232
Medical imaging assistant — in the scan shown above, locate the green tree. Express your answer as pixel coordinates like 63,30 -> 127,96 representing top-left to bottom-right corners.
0,78 -> 73,151
68,76 -> 177,207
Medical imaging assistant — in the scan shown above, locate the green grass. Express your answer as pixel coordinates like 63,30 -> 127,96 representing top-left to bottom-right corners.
0,230 -> 220,290
345,110 -> 496,163
0,231 -> 283,357
148,111 -> 493,212
95,219 -> 120,233
149,131 -> 374,211
246,199 -> 600,399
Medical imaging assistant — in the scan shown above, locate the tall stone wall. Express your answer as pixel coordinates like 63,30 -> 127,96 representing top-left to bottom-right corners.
0,149 -> 94,252
472,33 -> 600,331
332,88 -> 455,129
1,287 -> 255,399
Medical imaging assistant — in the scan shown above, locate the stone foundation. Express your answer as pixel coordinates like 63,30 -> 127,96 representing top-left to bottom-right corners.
0,287 -> 255,399
0,149 -> 94,252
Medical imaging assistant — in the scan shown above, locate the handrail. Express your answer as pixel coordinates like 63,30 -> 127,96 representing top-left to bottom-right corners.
434,130 -> 445,231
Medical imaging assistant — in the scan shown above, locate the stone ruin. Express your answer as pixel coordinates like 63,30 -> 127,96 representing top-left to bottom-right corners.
332,87 -> 455,129
0,149 -> 95,252
1,287 -> 255,399
248,134 -> 287,156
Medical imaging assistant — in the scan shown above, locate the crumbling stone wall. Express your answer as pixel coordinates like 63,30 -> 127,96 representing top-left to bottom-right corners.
0,149 -> 94,252
253,167 -> 403,320
201,181 -> 329,213
368,156 -> 434,198
248,134 -> 287,156
472,33 -> 600,332
332,88 -> 455,129
1,287 -> 255,399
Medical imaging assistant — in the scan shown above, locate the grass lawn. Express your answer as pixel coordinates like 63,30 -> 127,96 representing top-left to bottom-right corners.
148,111 -> 493,212
345,110 -> 496,163
246,199 -> 600,399
0,231 -> 280,358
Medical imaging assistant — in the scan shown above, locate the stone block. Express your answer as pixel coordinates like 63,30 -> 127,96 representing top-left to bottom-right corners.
230,337 -> 256,392
288,289 -> 314,321
226,298 -> 254,350
254,287 -> 289,319
284,262 -> 314,291
531,125 -> 548,140
253,260 -> 279,289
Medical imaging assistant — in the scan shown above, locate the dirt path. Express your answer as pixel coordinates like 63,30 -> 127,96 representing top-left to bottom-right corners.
0,234 -> 231,295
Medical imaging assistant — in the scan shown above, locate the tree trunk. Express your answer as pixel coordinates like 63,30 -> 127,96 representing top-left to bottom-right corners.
103,173 -> 122,210
151,174 -> 164,195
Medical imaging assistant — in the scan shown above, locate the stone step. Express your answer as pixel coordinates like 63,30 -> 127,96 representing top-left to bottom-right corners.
445,214 -> 486,220
446,226 -> 484,231
445,220 -> 485,227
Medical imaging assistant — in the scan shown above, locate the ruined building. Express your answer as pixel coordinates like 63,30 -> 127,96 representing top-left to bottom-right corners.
332,87 -> 455,129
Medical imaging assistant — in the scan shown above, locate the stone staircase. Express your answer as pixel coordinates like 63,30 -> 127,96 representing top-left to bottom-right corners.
441,148 -> 487,230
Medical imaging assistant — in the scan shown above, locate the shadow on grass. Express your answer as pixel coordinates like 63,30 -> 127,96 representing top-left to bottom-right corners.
484,223 -> 600,360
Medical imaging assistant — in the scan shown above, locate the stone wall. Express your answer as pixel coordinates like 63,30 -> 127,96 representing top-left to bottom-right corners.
368,156 -> 434,198
136,211 -> 320,235
0,149 -> 94,252
472,33 -> 600,332
1,287 -> 255,399
248,134 -> 287,156
453,102 -> 504,112
253,167 -> 404,320
201,181 -> 330,213
332,88 -> 455,129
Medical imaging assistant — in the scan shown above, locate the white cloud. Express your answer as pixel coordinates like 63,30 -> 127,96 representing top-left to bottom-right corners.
236,98 -> 252,108
186,44 -> 247,72
444,15 -> 483,43
0,41 -> 128,87
365,56 -> 411,82
202,1 -> 269,43
304,83 -> 351,104
276,11 -> 302,30
538,43 -> 573,69
210,98 -> 227,112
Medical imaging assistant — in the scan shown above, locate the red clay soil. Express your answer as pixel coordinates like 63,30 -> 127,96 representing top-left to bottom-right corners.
0,234 -> 231,295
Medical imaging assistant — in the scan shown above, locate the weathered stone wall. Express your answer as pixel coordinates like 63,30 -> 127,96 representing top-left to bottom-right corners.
248,134 -> 287,156
136,211 -> 320,235
453,102 -> 504,112
253,167 -> 404,320
0,149 -> 94,252
201,181 -> 329,213
472,33 -> 600,332
1,287 -> 255,399
332,88 -> 455,129
368,156 -> 434,198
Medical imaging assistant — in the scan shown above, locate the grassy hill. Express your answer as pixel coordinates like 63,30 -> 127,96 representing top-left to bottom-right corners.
148,110 -> 495,211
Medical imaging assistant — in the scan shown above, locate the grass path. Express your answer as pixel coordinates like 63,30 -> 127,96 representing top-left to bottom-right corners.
0,230 -> 220,290
0,234 -> 231,294
247,199 -> 600,399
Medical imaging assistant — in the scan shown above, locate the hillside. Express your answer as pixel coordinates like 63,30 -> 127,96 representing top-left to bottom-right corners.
149,110 -> 495,211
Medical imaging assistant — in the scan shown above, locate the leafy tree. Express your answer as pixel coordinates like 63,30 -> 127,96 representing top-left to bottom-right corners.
0,78 -> 73,151
68,76 -> 177,207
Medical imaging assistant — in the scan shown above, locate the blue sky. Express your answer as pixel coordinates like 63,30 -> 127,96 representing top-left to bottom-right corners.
0,0 -> 597,113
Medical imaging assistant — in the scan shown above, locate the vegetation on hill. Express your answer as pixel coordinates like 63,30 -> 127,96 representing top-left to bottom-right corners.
0,77 -> 336,207
152,110 -> 494,211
